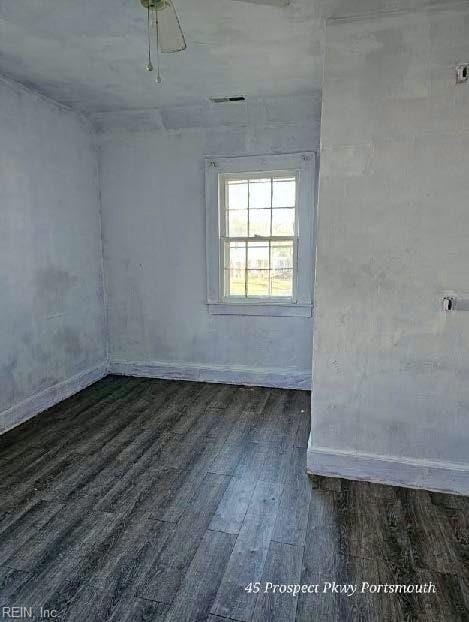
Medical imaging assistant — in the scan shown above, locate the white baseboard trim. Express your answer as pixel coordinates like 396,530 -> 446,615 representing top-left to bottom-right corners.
109,359 -> 311,390
0,362 -> 109,436
307,446 -> 469,496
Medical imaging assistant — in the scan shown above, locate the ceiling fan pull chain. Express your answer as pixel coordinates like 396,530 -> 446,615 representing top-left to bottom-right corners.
140,0 -> 185,81
146,3 -> 154,72
155,14 -> 162,85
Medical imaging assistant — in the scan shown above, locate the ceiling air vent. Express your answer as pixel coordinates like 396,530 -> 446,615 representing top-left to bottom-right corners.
209,96 -> 246,103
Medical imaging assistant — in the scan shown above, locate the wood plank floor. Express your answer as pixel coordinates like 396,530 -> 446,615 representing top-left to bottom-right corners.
0,376 -> 468,621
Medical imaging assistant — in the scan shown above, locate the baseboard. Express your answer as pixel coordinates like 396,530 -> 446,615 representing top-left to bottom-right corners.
109,359 -> 311,390
0,362 -> 109,436
307,446 -> 469,496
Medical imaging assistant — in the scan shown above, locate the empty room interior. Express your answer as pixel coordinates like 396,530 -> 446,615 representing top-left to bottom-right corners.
1,0 -> 469,620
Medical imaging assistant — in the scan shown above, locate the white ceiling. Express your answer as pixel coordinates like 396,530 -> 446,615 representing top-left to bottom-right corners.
0,0 -> 324,114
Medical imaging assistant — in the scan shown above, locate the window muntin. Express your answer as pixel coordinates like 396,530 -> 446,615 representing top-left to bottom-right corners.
220,173 -> 298,300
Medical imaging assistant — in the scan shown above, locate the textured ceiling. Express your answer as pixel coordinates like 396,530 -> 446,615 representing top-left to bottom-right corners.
0,0 -> 324,113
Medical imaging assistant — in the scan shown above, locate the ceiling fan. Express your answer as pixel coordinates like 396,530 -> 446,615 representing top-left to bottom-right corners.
140,0 -> 186,85
139,0 -> 289,85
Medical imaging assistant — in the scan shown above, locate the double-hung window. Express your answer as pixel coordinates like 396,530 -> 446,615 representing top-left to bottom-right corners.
222,173 -> 297,300
206,153 -> 315,317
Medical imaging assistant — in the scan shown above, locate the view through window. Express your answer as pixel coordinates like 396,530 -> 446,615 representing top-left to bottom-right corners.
222,173 -> 297,299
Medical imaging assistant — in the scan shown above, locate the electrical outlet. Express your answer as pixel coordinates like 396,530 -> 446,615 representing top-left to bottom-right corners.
456,63 -> 469,84
443,297 -> 455,312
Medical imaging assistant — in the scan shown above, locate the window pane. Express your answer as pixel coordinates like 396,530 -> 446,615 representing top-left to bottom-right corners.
272,178 -> 296,207
226,269 -> 246,296
271,241 -> 293,269
228,209 -> 248,237
247,269 -> 270,296
247,242 -> 269,269
249,178 -> 271,209
225,241 -> 246,269
272,208 -> 295,236
225,242 -> 246,296
249,209 -> 270,237
271,269 -> 293,297
227,181 -> 248,210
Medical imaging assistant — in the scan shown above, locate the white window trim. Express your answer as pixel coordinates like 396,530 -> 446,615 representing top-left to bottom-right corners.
205,153 -> 316,318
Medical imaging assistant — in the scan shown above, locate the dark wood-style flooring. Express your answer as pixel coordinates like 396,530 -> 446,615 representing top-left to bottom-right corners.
0,376 -> 468,621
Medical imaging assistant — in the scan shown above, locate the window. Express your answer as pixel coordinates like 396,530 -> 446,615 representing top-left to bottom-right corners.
206,153 -> 316,317
223,173 -> 297,300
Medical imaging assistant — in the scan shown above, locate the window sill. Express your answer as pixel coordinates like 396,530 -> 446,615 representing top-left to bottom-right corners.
207,302 -> 312,317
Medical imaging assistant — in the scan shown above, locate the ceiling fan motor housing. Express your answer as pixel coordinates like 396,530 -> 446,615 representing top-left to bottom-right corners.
141,0 -> 168,10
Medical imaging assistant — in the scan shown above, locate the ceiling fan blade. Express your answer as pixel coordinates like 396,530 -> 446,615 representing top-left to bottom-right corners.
157,1 -> 187,53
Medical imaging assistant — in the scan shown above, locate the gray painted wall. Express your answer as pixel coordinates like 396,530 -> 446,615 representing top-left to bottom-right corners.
0,77 -> 106,431
309,5 -> 469,489
99,101 -> 320,388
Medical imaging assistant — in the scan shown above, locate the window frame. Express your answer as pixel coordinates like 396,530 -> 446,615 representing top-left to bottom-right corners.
205,153 -> 316,317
